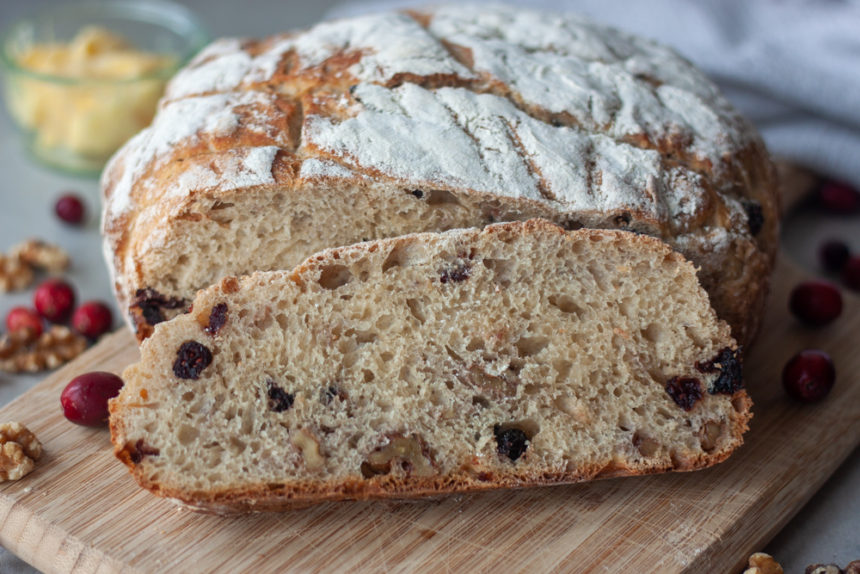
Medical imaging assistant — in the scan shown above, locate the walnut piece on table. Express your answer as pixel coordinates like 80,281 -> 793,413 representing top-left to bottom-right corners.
0,422 -> 42,482
745,553 -> 784,574
0,325 -> 87,373
807,562 -> 860,574
10,239 -> 70,273
0,253 -> 35,292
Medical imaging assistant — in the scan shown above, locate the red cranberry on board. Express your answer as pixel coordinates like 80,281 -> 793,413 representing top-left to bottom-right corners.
33,279 -> 76,323
61,371 -> 125,426
54,194 -> 86,225
788,281 -> 843,326
843,256 -> 860,292
818,240 -> 851,273
5,307 -> 43,338
72,301 -> 113,339
818,180 -> 860,213
782,350 -> 836,403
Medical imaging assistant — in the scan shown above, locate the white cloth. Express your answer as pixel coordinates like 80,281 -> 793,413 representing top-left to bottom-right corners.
327,0 -> 860,188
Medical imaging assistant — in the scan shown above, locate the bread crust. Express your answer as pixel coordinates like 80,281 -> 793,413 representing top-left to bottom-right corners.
100,5 -> 779,348
110,221 -> 753,514
114,392 -> 751,515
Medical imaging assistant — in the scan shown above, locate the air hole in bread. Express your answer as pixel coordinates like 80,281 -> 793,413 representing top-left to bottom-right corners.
508,358 -> 524,375
472,395 -> 490,408
633,432 -> 660,457
425,189 -> 461,206
254,312 -> 273,331
342,352 -> 358,368
405,298 -> 426,323
178,424 -> 199,446
338,336 -> 357,355
382,245 -> 407,272
482,258 -> 514,287
229,437 -> 247,454
355,330 -> 377,344
382,242 -> 427,272
375,314 -> 393,330
523,383 -> 542,396
318,265 -> 352,290
553,359 -> 572,382
587,263 -> 609,289
466,336 -> 484,352
515,335 -> 549,357
240,409 -> 255,434
547,294 -> 584,317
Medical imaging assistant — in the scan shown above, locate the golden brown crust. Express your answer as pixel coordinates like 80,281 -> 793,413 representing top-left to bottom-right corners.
114,388 -> 752,515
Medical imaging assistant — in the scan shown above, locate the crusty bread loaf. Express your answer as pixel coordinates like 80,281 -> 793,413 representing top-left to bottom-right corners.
100,4 -> 779,347
110,220 -> 751,513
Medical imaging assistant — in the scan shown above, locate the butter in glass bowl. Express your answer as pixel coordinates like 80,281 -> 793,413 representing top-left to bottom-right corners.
1,1 -> 208,175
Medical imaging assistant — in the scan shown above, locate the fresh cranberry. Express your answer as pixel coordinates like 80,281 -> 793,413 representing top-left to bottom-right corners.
818,181 -> 860,213
33,279 -> 76,323
54,193 -> 86,225
72,301 -> 113,339
782,350 -> 835,403
819,240 -> 851,273
61,371 -> 125,426
843,256 -> 860,291
789,281 -> 843,326
5,307 -> 43,338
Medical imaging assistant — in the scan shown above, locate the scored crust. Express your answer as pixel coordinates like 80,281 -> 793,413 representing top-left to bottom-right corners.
100,4 -> 779,347
110,220 -> 752,513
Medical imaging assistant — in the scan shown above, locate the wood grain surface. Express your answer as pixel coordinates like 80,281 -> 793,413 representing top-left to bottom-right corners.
0,248 -> 857,573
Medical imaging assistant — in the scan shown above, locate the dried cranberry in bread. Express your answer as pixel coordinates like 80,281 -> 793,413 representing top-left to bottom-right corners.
110,220 -> 751,513
101,4 -> 778,346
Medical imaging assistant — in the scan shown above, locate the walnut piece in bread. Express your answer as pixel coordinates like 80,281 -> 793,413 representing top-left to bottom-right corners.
101,4 -> 779,347
110,221 -> 751,513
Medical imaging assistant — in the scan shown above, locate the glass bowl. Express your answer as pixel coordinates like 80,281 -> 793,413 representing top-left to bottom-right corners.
0,1 -> 208,175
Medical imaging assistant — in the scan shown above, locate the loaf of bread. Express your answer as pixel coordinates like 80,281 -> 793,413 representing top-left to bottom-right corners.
101,4 -> 779,347
110,220 -> 751,513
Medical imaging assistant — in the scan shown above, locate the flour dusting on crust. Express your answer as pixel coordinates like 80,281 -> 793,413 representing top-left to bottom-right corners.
100,3 -> 778,348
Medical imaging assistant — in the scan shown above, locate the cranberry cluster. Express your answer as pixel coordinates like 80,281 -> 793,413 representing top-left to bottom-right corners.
781,179 -> 859,404
5,279 -> 113,340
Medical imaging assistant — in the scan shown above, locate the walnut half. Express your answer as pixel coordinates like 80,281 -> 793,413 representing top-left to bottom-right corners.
0,422 -> 42,481
744,553 -> 784,574
0,325 -> 87,373
10,239 -> 70,273
0,254 -> 34,293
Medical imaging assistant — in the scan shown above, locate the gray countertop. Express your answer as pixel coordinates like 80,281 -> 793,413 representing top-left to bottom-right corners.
0,1 -> 857,572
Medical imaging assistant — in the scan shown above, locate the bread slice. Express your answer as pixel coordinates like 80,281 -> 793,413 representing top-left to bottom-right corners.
110,220 -> 751,513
